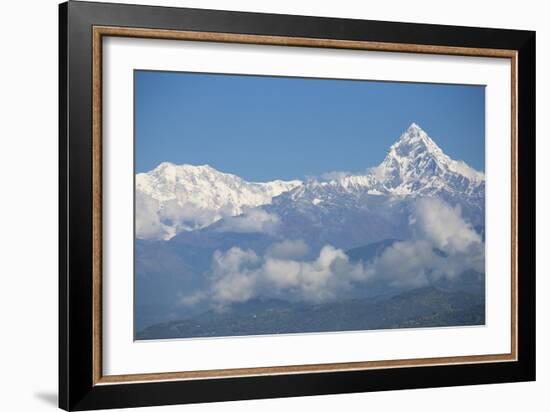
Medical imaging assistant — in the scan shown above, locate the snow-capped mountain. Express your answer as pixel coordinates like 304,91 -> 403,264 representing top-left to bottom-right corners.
252,123 -> 485,250
278,123 -> 484,208
372,123 -> 484,196
136,123 -> 484,241
136,163 -> 302,240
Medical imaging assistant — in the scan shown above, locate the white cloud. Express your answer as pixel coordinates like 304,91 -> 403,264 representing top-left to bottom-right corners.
136,196 -> 282,240
266,239 -> 309,259
320,170 -> 353,181
179,290 -> 208,306
363,197 -> 484,286
135,192 -> 166,241
261,245 -> 364,302
215,209 -> 281,234
135,192 -> 227,240
364,240 -> 437,288
209,248 -> 261,304
180,243 -> 372,306
411,197 -> 481,254
179,198 -> 485,307
160,200 -> 224,231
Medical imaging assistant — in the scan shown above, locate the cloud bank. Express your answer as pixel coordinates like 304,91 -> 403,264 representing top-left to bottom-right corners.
135,192 -> 227,240
215,209 -> 281,234
181,243 -> 372,307
366,197 -> 484,288
180,197 -> 484,307
411,197 -> 482,254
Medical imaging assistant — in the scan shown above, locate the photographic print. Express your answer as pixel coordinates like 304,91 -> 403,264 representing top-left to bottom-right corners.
134,71 -> 486,340
60,5 -> 534,408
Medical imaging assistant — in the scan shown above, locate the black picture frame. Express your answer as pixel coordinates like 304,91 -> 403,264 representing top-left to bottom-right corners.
59,1 -> 536,410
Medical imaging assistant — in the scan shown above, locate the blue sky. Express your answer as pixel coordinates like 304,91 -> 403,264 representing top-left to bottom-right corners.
135,70 -> 485,181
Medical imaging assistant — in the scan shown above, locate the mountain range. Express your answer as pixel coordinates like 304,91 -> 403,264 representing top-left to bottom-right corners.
136,123 -> 484,241
135,123 -> 486,337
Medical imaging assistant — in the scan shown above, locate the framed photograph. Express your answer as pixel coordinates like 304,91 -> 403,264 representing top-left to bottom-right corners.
59,1 -> 536,410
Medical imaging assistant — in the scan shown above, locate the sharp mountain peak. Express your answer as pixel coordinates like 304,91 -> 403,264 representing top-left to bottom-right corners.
389,123 -> 445,158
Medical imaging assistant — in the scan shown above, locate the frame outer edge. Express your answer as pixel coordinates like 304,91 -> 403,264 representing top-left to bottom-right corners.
517,31 -> 536,380
59,2 -> 69,410
62,1 -> 536,409
67,1 -> 97,409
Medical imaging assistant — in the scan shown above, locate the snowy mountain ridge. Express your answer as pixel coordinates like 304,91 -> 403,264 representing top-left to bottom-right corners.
136,123 -> 484,240
136,163 -> 302,240
137,162 -> 301,208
